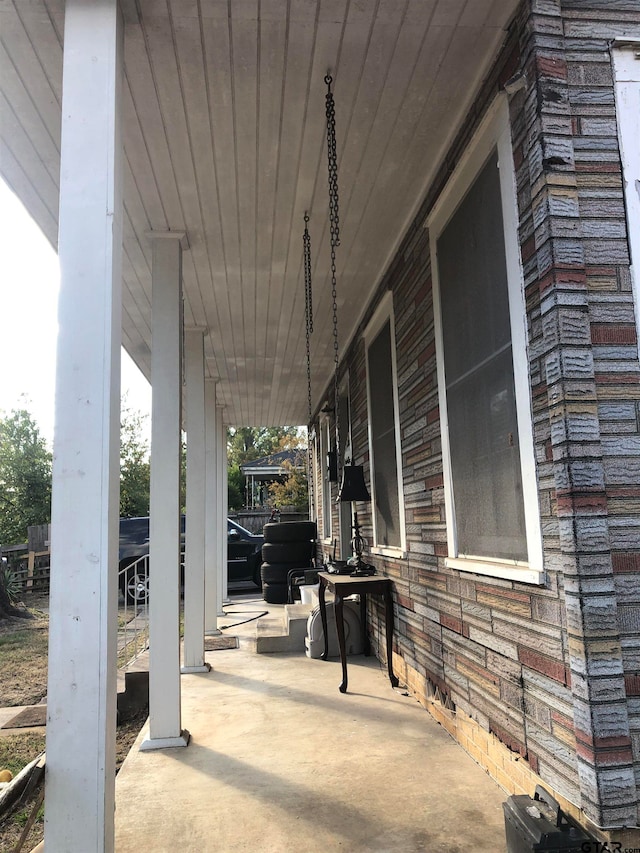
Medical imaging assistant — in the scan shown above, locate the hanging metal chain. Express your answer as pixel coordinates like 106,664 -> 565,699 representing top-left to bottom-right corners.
325,73 -> 341,470
303,213 -> 313,335
303,212 -> 314,514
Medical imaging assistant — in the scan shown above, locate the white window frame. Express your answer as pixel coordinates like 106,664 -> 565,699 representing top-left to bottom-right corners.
320,416 -> 332,543
364,291 -> 407,558
427,95 -> 543,585
612,40 -> 640,356
308,424 -> 317,523
338,374 -> 353,560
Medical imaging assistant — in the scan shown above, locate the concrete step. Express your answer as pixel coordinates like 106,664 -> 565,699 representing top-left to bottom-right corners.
251,602 -> 314,654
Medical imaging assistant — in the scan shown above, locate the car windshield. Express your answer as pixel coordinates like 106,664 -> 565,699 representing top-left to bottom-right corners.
228,519 -> 256,537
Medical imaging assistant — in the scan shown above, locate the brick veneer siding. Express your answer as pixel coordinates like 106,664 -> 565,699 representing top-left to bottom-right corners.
316,0 -> 640,833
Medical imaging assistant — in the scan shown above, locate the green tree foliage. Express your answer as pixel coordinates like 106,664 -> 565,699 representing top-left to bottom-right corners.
0,409 -> 52,545
227,427 -> 305,509
119,404 -> 150,518
227,463 -> 244,510
267,453 -> 308,512
226,426 -> 302,467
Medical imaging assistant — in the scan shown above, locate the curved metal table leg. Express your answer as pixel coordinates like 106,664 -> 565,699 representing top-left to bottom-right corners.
334,592 -> 348,693
319,578 -> 329,661
385,586 -> 399,688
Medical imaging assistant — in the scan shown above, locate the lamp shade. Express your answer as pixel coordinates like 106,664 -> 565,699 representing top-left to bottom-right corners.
337,465 -> 371,503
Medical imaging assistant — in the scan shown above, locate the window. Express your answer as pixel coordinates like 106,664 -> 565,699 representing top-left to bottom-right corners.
364,293 -> 406,554
613,42 -> 640,345
338,378 -> 353,559
308,426 -> 318,522
320,418 -> 332,541
428,97 -> 543,584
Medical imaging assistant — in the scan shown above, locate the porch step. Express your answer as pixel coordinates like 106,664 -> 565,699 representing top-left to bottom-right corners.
239,602 -> 314,654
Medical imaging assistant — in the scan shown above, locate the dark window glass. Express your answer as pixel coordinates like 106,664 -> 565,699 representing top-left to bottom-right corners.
437,151 -> 527,561
368,320 -> 401,548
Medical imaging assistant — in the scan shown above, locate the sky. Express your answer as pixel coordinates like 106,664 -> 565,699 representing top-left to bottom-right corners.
0,178 -> 151,445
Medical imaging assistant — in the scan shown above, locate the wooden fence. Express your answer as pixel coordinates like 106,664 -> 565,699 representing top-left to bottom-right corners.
229,509 -> 308,534
1,528 -> 51,596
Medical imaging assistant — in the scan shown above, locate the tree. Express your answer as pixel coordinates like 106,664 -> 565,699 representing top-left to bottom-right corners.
119,404 -> 151,518
226,426 -> 302,467
268,452 -> 308,512
0,409 -> 51,546
227,463 -> 244,510
227,427 -> 305,509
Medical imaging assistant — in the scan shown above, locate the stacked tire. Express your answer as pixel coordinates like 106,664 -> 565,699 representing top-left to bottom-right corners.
260,521 -> 317,604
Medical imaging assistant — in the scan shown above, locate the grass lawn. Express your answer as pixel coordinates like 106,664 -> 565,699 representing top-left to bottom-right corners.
0,594 -> 149,851
0,606 -> 49,708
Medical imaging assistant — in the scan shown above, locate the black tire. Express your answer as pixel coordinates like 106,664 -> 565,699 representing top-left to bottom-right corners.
262,581 -> 288,604
263,521 -> 317,543
260,562 -> 292,584
261,541 -> 313,564
252,557 -> 262,588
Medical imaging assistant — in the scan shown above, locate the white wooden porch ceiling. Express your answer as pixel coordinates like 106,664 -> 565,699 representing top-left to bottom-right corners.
0,0 -> 518,427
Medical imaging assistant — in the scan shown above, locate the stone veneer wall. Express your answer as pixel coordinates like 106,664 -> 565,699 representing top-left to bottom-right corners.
317,0 -> 640,832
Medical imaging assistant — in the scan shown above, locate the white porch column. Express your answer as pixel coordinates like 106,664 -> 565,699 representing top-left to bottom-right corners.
216,406 -> 227,613
45,2 -> 122,850
182,329 -> 210,672
142,232 -> 189,750
222,420 -> 230,602
204,380 -> 220,633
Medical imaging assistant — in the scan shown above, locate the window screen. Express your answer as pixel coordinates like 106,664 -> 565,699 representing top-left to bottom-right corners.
320,421 -> 331,539
437,151 -> 527,562
367,320 -> 402,548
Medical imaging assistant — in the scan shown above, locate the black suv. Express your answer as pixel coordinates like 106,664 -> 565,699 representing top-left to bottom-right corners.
118,516 -> 264,602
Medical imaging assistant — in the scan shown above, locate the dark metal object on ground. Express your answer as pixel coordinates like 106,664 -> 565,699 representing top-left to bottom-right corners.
503,785 -> 593,852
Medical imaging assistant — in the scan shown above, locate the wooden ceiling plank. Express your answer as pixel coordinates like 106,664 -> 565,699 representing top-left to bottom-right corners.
0,140 -> 57,248
122,161 -> 153,285
253,15 -> 320,424
0,91 -> 59,226
432,0 -> 467,28
201,14 -> 245,417
265,2 -> 353,425
254,15 -> 288,424
264,4 -> 380,424
317,18 -> 448,353
0,58 -> 60,195
231,10 -> 260,425
122,77 -> 168,232
4,2 -> 63,124
124,22 -> 183,228
0,0 -> 524,426
171,13 -> 228,389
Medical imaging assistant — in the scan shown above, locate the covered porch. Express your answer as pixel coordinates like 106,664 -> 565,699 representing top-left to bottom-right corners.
0,1 -> 523,847
5,0 -> 640,849
113,597 -> 508,852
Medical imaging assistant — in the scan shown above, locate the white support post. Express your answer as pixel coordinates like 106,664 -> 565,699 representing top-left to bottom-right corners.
216,407 -> 227,613
182,329 -> 210,673
204,381 -> 220,633
222,419 -> 229,603
141,232 -> 190,751
45,2 -> 122,850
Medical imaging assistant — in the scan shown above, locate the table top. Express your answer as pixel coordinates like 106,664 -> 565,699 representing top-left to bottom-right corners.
318,571 -> 392,589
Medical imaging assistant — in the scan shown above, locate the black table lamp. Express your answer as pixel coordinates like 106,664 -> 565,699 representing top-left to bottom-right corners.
338,465 -> 375,576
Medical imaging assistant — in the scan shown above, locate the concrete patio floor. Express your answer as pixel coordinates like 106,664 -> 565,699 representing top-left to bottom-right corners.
114,596 -> 509,853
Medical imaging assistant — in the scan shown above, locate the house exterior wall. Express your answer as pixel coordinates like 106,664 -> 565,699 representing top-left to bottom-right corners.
316,0 -> 640,835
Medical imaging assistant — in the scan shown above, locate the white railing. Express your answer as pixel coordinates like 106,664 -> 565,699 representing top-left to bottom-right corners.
117,554 -> 149,670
